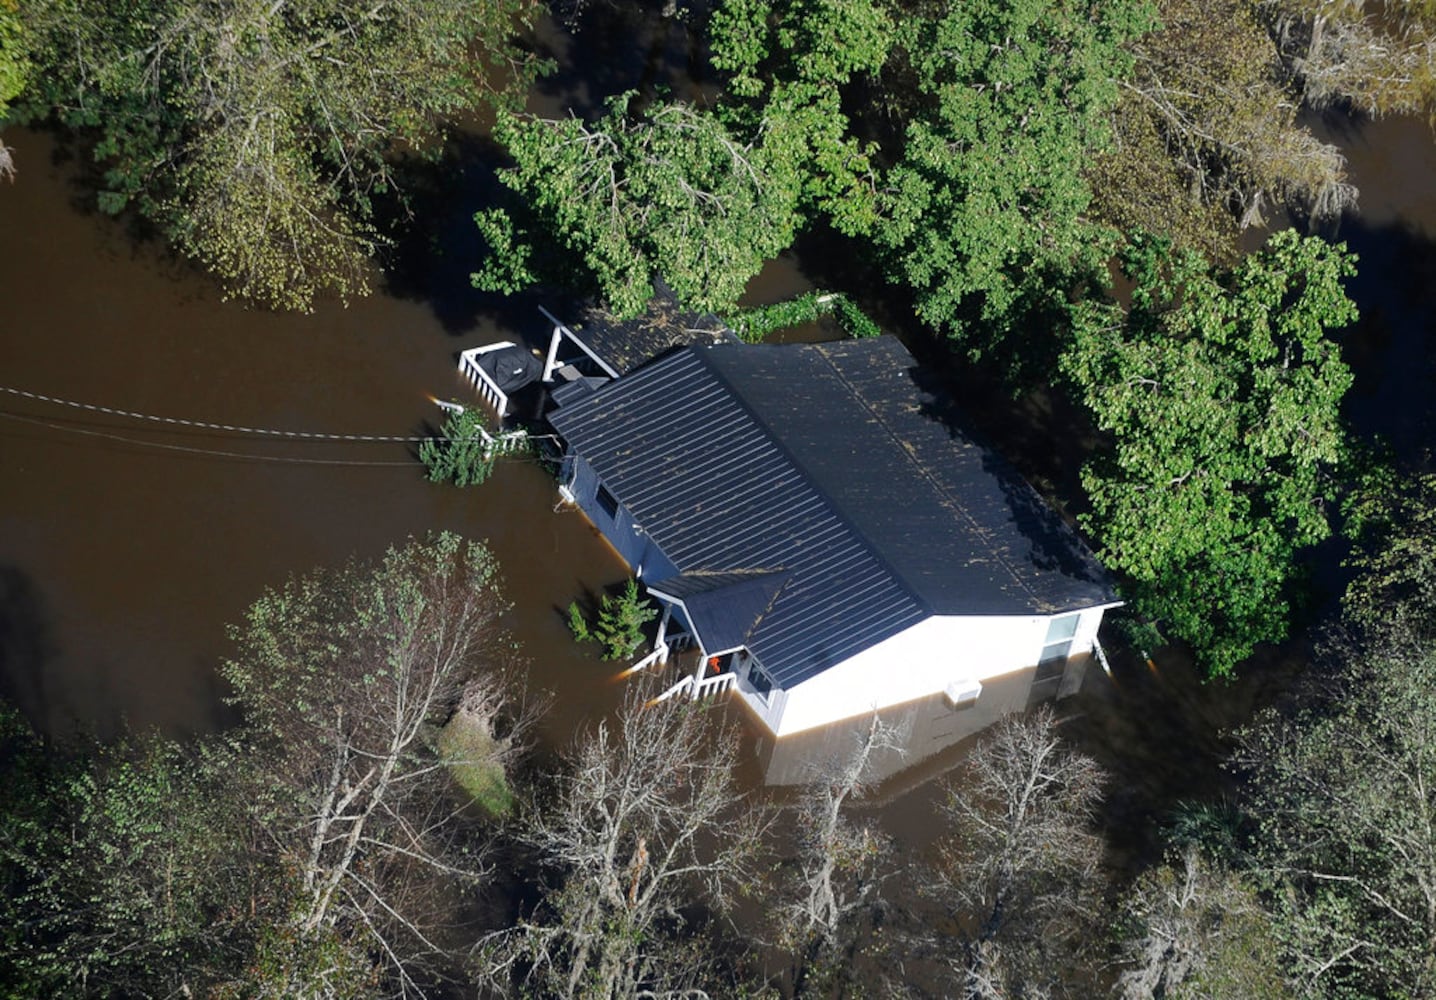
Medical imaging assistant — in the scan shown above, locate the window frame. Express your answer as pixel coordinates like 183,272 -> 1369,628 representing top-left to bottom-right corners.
595,482 -> 620,520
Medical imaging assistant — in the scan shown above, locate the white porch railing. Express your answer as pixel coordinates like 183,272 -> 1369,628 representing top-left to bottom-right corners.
485,429 -> 530,455
457,342 -> 517,417
655,671 -> 737,703
629,645 -> 669,674
430,400 -> 529,456
694,671 -> 737,698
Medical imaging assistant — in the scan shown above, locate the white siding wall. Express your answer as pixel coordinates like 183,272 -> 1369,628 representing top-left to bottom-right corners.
736,606 -> 1110,737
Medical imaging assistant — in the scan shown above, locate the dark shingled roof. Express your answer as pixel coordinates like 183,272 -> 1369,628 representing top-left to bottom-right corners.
549,337 -> 1117,688
646,571 -> 790,654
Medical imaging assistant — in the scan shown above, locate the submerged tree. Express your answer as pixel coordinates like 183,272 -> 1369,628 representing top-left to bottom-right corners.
1114,847 -> 1291,999
566,579 -> 658,662
0,709 -> 253,999
0,535 -> 518,999
1234,627 -> 1436,997
1341,466 -> 1436,639
1263,0 -> 1436,121
933,707 -> 1107,998
20,0 -> 539,310
420,407 -> 503,488
222,532 -> 518,997
0,0 -> 26,179
1088,0 -> 1355,260
779,717 -> 902,997
474,94 -> 806,318
873,0 -> 1151,360
1062,229 -> 1357,678
476,687 -> 768,998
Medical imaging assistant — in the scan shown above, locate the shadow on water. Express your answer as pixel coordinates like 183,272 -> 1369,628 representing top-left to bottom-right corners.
0,565 -> 57,731
1327,215 -> 1436,462
378,133 -> 579,338
530,0 -> 716,120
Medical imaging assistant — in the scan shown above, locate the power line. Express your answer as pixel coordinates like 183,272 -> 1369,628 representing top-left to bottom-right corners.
0,412 -> 419,466
0,385 -> 436,442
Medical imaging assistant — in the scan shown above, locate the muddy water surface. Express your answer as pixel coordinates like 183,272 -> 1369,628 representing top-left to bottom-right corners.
0,130 -> 639,747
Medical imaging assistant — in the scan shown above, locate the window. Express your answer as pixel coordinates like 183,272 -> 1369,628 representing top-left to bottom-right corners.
596,482 -> 620,520
1036,614 -> 1080,681
747,660 -> 774,703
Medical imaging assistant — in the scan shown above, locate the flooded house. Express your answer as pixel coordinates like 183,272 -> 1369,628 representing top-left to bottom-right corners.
462,304 -> 1122,744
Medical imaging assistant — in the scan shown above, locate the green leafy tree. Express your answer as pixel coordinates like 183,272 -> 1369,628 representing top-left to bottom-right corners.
709,0 -> 891,237
0,0 -> 28,179
477,0 -> 891,319
1341,466 -> 1436,638
873,0 -> 1152,360
475,93 -> 805,318
420,407 -> 501,487
20,0 -> 539,310
1062,230 -> 1356,678
0,708 -> 253,998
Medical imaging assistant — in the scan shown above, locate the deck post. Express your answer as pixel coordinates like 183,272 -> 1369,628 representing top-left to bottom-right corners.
655,604 -> 672,663
543,323 -> 564,382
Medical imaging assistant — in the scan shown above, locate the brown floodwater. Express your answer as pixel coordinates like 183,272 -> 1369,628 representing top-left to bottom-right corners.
0,128 -> 640,749
4,11 -> 1436,873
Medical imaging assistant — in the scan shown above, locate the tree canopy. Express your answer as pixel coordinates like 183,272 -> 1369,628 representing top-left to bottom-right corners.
1062,230 -> 1357,677
1265,0 -> 1436,120
0,0 -> 25,120
0,0 -> 27,179
0,535 -> 518,999
20,0 -> 539,310
476,0 -> 1152,337
1087,0 -> 1354,261
872,0 -> 1150,357
474,93 -> 805,317
1235,627 -> 1436,996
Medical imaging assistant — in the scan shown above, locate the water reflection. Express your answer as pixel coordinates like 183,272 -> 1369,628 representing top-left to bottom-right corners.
748,657 -> 1095,790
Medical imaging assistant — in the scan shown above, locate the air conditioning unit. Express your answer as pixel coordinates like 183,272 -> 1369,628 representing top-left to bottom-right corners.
944,678 -> 982,709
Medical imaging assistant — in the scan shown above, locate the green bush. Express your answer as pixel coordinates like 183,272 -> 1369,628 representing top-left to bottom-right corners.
567,579 -> 658,660
419,407 -> 499,486
726,290 -> 881,342
436,711 -> 513,817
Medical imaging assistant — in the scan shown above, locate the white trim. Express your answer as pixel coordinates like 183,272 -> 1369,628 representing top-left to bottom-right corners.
538,306 -> 622,382
640,588 -> 719,657
457,341 -> 520,416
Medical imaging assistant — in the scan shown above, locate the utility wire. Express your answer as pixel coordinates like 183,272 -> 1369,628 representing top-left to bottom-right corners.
0,384 -> 554,467
0,385 -> 435,442
0,412 -> 420,466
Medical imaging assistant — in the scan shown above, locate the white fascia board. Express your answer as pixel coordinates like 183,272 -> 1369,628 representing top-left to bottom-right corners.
640,589 -> 710,656
538,305 -> 621,380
